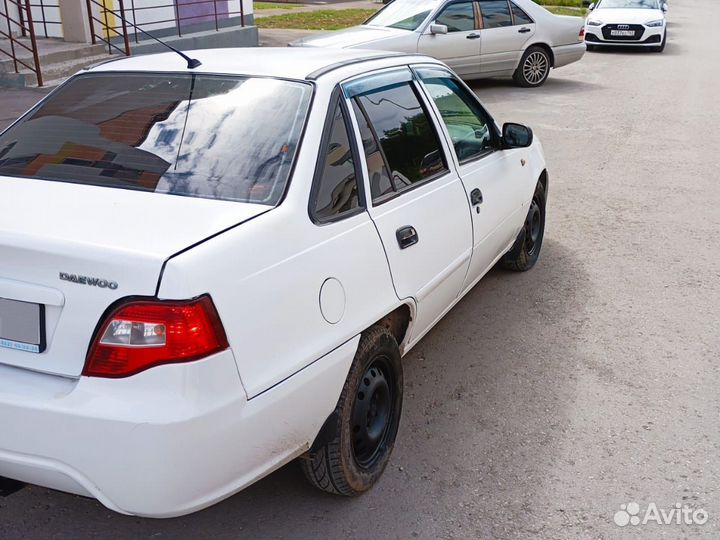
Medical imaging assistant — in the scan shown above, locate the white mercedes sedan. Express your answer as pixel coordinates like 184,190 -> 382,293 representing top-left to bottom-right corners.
291,0 -> 586,87
0,48 -> 548,517
585,0 -> 668,52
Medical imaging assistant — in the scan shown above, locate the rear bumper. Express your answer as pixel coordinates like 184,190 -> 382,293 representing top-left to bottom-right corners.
552,42 -> 586,69
0,338 -> 358,517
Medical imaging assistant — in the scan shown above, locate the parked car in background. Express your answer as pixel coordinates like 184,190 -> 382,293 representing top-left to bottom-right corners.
0,47 -> 549,517
585,0 -> 668,52
290,0 -> 586,87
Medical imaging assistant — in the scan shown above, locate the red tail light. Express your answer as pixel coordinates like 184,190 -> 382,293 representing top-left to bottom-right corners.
579,27 -> 586,40
84,295 -> 229,378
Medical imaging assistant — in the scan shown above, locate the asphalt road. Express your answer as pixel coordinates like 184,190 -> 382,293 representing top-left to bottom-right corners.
1,0 -> 718,538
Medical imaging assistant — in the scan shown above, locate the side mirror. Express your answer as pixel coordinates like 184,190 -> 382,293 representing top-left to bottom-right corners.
661,3 -> 668,12
430,23 -> 448,35
502,123 -> 533,148
588,2 -> 595,10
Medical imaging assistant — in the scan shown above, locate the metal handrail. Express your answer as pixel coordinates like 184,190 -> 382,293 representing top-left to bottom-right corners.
85,0 -> 246,52
0,0 -> 43,85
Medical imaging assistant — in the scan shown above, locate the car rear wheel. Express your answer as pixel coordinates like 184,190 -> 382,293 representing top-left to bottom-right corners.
513,46 -> 551,88
501,181 -> 546,272
300,325 -> 403,496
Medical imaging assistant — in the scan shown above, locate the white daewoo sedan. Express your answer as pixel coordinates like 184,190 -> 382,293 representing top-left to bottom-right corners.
585,0 -> 668,52
290,0 -> 586,87
0,48 -> 548,517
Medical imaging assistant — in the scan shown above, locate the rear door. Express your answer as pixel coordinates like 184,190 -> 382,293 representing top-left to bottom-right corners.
414,66 -> 530,289
417,1 -> 481,78
478,0 -> 536,74
343,69 -> 473,340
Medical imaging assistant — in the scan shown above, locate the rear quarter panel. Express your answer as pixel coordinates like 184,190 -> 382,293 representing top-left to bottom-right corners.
157,85 -> 403,398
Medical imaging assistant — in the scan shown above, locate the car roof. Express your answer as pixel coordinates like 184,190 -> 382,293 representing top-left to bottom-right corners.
88,47 -> 424,81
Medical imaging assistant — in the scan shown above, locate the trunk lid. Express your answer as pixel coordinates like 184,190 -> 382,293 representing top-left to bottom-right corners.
549,15 -> 586,45
0,176 -> 267,377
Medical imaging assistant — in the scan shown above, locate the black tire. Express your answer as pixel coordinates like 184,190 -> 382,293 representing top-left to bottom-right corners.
653,32 -> 666,52
513,46 -> 551,88
501,181 -> 546,272
586,44 -> 597,52
300,325 -> 403,496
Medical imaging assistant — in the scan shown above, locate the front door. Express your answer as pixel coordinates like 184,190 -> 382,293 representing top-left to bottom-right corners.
343,69 -> 473,341
417,1 -> 481,78
414,66 -> 530,288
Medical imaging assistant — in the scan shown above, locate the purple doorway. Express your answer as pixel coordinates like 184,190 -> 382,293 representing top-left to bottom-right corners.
176,0 -> 232,27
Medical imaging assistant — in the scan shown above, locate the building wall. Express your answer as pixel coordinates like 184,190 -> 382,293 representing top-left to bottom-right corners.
0,0 -> 253,42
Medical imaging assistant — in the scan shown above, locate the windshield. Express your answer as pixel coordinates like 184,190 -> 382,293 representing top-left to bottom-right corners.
597,0 -> 659,8
364,0 -> 439,30
0,73 -> 312,205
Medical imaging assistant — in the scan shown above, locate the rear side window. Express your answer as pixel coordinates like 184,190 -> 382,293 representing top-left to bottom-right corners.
351,82 -> 447,201
351,101 -> 394,201
510,1 -> 533,24
0,73 -> 312,205
312,102 -> 361,222
435,2 -> 476,32
479,0 -> 512,28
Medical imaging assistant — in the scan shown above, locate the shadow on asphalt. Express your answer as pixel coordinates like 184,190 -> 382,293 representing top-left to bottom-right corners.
468,75 -> 605,96
1,238 -> 592,540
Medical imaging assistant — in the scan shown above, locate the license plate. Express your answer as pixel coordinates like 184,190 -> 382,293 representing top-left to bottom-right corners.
611,30 -> 635,36
0,298 -> 45,353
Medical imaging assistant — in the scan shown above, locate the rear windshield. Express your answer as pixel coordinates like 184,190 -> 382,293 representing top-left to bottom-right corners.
0,73 -> 312,205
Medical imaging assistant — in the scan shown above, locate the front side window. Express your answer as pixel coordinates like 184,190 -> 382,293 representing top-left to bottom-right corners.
435,2 -> 476,32
351,82 -> 447,201
479,0 -> 512,28
418,71 -> 496,162
510,1 -> 533,24
0,73 -> 312,205
312,102 -> 361,222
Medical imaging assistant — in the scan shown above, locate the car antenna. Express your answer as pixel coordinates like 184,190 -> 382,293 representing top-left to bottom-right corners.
109,11 -> 201,69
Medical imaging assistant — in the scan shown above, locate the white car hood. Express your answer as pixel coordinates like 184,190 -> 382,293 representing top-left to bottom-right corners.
588,8 -> 664,24
291,25 -> 412,49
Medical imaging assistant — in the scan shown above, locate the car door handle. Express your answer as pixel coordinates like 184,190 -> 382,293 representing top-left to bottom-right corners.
396,225 -> 419,249
518,27 -> 531,33
470,188 -> 483,206
466,33 -> 481,39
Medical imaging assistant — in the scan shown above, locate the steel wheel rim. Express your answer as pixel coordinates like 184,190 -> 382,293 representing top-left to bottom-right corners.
524,198 -> 542,255
351,357 -> 394,468
523,52 -> 548,84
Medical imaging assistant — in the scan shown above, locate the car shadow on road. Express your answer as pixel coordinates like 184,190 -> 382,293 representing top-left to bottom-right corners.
2,238 -> 593,540
587,41 -> 682,56
467,76 -> 604,96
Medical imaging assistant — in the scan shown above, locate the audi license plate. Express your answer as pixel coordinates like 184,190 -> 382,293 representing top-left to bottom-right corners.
0,298 -> 45,353
611,30 -> 635,37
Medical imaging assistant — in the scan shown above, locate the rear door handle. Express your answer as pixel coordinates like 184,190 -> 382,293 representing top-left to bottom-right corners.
466,33 -> 481,39
518,27 -> 531,33
470,188 -> 483,206
396,225 -> 419,249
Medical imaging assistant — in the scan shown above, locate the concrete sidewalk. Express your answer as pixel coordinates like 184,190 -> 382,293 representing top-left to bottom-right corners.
0,88 -> 50,130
